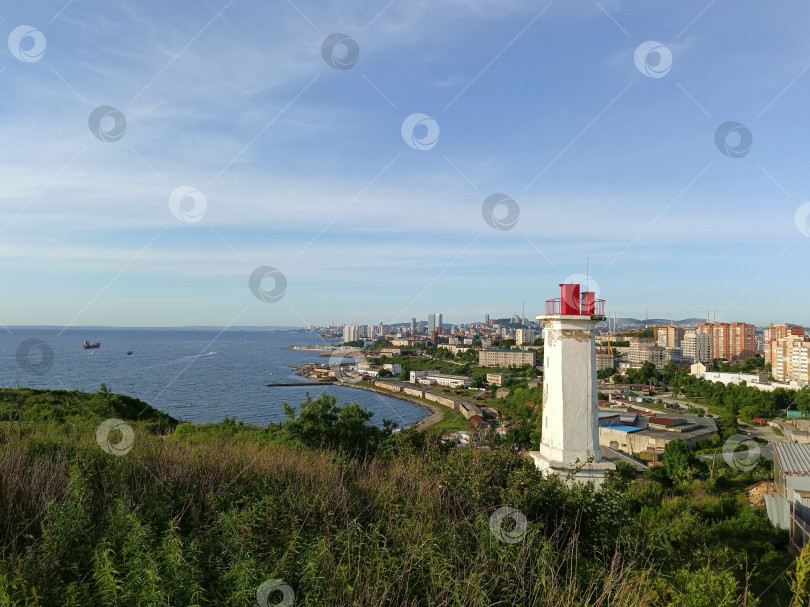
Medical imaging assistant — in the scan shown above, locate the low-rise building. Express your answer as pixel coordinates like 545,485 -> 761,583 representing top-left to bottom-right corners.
437,344 -> 470,355
598,412 -> 717,453
690,361 -> 710,375
373,380 -> 401,392
403,386 -> 425,398
691,367 -> 806,392
468,415 -> 488,429
701,371 -> 769,386
458,400 -> 483,419
479,349 -> 536,368
486,373 -> 508,386
767,443 -> 810,553
409,370 -> 472,388
424,392 -> 457,408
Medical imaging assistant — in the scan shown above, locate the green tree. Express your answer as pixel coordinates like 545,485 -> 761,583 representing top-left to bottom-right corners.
716,409 -> 738,439
773,387 -> 794,414
597,368 -> 617,380
98,382 -> 111,400
283,392 -> 396,456
791,540 -> 810,606
645,464 -> 671,486
662,439 -> 700,482
638,362 -> 659,385
672,566 -> 740,607
662,362 -> 678,383
796,389 -> 810,413
498,422 -> 534,451
670,372 -> 685,397
602,461 -> 636,492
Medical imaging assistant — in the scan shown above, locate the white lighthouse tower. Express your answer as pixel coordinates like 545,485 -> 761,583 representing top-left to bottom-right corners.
529,282 -> 615,486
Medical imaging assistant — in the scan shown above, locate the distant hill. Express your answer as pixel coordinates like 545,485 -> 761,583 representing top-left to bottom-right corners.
598,317 -> 707,329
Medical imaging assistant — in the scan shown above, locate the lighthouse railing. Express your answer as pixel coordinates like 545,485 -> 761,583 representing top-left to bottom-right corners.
545,298 -> 605,316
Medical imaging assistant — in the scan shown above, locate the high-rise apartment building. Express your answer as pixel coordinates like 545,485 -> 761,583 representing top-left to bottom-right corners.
654,325 -> 685,348
766,324 -> 805,364
773,335 -> 810,382
343,324 -> 360,343
428,314 -> 437,333
427,313 -> 443,334
410,317 -> 417,334
628,341 -> 667,370
596,352 -> 615,371
681,331 -> 712,363
515,328 -> 535,346
697,322 -> 756,361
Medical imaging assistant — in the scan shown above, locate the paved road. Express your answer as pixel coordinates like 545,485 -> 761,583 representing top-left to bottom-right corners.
742,422 -> 780,443
737,422 -> 778,460
697,440 -> 774,463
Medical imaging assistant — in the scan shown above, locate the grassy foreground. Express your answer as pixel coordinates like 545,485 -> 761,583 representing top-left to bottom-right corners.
0,386 -> 801,606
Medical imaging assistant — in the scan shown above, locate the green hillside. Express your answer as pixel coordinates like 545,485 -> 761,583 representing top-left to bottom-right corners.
0,387 -> 800,606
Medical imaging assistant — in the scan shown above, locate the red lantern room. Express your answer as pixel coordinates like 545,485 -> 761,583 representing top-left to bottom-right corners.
545,283 -> 605,317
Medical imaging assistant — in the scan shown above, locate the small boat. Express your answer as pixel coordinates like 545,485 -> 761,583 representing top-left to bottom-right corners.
83,340 -> 101,349
126,351 -> 133,355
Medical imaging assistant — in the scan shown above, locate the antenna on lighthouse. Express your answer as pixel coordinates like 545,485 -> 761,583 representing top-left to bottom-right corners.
586,257 -> 589,292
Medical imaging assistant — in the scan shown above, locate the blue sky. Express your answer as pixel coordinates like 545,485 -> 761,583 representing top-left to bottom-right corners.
1,0 -> 809,328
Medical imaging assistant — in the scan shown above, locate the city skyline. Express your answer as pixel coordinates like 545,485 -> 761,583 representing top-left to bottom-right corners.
4,314 -> 805,331
3,1 -> 810,328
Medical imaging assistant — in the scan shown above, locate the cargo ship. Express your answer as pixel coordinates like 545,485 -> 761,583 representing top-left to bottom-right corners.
83,340 -> 101,349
